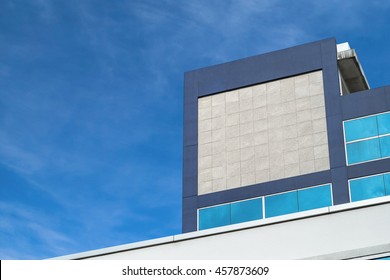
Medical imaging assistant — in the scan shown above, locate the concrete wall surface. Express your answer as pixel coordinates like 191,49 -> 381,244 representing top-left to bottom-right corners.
53,197 -> 390,260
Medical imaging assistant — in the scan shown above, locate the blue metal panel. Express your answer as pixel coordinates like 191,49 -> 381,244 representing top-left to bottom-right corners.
265,191 -> 298,218
349,175 -> 385,202
297,184 -> 332,212
231,198 -> 263,224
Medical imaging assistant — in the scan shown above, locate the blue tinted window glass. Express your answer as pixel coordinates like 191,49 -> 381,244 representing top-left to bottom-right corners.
344,116 -> 378,142
377,112 -> 390,135
298,184 -> 332,212
379,135 -> 390,158
349,175 -> 385,202
231,198 -> 263,224
198,204 -> 231,230
346,138 -> 381,164
384,174 -> 390,196
265,191 -> 298,218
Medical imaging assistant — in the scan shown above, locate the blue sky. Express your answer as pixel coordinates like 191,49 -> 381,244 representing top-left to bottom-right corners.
0,0 -> 389,259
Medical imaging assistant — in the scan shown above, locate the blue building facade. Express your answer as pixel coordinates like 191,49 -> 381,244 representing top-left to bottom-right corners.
183,38 -> 390,233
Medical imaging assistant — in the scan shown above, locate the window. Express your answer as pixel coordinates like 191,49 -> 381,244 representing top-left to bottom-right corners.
344,112 -> 390,165
349,172 -> 390,202
198,184 -> 332,230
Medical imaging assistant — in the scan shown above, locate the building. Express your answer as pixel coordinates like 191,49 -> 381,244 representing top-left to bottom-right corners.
53,38 -> 390,260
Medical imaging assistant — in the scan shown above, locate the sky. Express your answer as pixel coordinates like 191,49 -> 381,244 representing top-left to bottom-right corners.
0,0 -> 390,259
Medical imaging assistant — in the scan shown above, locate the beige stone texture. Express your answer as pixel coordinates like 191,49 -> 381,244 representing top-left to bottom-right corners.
198,70 -> 330,194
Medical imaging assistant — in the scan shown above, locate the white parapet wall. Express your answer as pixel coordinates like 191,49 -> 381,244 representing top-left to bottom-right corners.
52,197 -> 390,260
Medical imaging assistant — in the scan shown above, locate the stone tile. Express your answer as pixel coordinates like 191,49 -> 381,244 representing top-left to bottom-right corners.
298,134 -> 314,149
299,147 -> 315,162
240,98 -> 253,111
240,146 -> 255,161
297,121 -> 313,136
253,94 -> 267,108
199,168 -> 212,182
313,132 -> 328,146
254,131 -> 269,146
199,155 -> 212,170
212,166 -> 225,179
240,133 -> 254,149
315,157 -> 330,171
268,140 -> 284,154
213,178 -> 226,192
254,144 -> 269,158
199,119 -> 212,132
296,109 -> 312,123
283,101 -> 296,114
199,97 -> 211,109
253,107 -> 267,120
284,125 -> 298,139
241,173 -> 256,186
212,104 -> 225,118
268,129 -> 284,142
212,93 -> 225,106
212,116 -> 225,130
239,87 -> 253,100
299,160 -> 315,174
256,169 -> 270,183
240,110 -> 254,124
284,150 -> 299,165
283,113 -> 297,126
268,115 -> 284,129
212,128 -> 225,142
296,98 -> 311,111
225,90 -> 239,103
269,153 -> 284,169
309,70 -> 323,84
266,91 -> 281,105
226,125 -> 239,138
226,101 -> 240,114
310,94 -> 325,108
281,77 -> 295,93
199,131 -> 212,144
227,150 -> 240,164
240,122 -> 254,136
227,176 -> 240,189
294,74 -> 309,88
267,80 -> 280,94
284,163 -> 300,177
198,143 -> 212,157
227,162 -> 241,177
198,181 -> 212,195
283,138 -> 299,152
314,144 -> 329,159
226,137 -> 240,151
199,106 -> 212,120
309,83 -> 324,96
312,118 -> 327,133
212,152 -> 226,167
226,113 -> 239,126
255,156 -> 270,171
252,84 -> 266,95
241,158 -> 255,173
311,107 -> 326,120
295,86 -> 310,99
211,140 -> 226,155
267,103 -> 284,117
253,119 -> 268,132
270,167 -> 284,180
